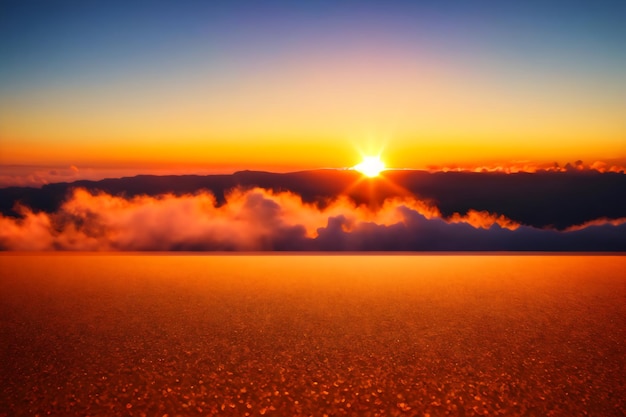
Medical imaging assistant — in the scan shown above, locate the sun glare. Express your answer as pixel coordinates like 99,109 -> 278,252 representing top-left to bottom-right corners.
354,156 -> 385,177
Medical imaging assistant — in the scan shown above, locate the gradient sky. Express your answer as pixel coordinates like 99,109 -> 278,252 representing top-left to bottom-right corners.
1,0 -> 625,175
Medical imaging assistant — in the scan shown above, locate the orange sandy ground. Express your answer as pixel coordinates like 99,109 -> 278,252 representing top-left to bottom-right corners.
1,255 -> 625,416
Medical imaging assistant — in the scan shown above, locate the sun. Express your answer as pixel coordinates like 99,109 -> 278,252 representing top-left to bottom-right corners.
353,155 -> 385,177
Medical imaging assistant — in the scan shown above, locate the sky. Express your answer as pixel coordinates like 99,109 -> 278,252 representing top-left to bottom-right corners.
1,0 -> 625,180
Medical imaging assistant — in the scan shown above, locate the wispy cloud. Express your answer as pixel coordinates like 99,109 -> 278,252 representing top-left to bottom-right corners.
426,160 -> 626,174
0,165 -> 81,188
0,165 -> 230,188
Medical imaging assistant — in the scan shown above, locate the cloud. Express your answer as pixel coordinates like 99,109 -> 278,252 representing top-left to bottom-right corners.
1,188 -> 624,251
0,165 -> 84,188
0,165 -> 226,188
314,208 -> 626,251
426,160 -> 626,174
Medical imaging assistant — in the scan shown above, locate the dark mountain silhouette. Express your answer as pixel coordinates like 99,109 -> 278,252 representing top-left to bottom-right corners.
1,169 -> 625,230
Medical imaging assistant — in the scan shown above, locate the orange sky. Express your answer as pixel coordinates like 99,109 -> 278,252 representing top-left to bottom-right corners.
2,55 -> 624,172
1,2 -> 625,176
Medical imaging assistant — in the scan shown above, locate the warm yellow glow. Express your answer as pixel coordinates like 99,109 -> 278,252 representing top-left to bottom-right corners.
1,38 -> 625,172
354,156 -> 385,177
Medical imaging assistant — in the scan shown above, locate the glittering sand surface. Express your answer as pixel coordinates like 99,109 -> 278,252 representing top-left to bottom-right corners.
1,255 -> 625,416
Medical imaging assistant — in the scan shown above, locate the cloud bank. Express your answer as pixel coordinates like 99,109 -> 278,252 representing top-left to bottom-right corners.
1,188 -> 624,251
426,159 -> 626,174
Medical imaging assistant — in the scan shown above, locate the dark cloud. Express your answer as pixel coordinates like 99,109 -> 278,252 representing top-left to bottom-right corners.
311,207 -> 626,251
2,169 -> 624,231
1,188 -> 624,251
